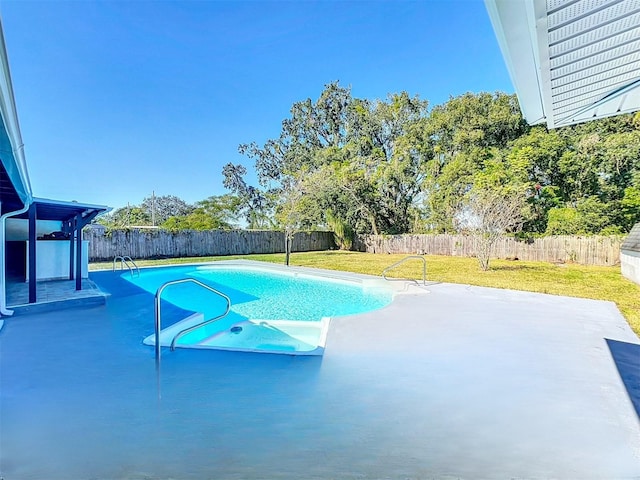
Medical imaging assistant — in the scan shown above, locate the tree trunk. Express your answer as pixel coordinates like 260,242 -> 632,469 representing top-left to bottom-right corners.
370,214 -> 379,236
285,230 -> 291,266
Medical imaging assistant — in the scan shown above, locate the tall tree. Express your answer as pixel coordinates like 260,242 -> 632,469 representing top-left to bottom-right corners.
223,87 -> 640,237
141,194 -> 194,225
422,92 -> 529,232
229,82 -> 430,236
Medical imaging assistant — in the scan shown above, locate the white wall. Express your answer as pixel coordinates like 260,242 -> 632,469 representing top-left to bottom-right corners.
25,240 -> 89,281
621,249 -> 640,285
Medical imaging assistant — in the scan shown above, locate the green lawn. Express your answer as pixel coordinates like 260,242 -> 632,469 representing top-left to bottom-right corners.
91,251 -> 640,336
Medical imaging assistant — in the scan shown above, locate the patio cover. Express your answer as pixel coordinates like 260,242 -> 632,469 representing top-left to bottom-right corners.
21,197 -> 110,223
21,197 -> 110,298
485,0 -> 640,129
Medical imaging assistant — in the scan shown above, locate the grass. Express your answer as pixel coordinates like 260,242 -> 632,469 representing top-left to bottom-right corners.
91,251 -> 640,336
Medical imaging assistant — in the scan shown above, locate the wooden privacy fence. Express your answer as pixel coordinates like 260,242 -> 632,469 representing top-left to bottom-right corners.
87,229 -> 335,261
355,234 -> 622,266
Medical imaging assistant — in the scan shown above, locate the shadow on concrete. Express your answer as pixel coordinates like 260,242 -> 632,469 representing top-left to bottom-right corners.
606,338 -> 640,419
90,270 -> 149,297
91,270 -> 196,330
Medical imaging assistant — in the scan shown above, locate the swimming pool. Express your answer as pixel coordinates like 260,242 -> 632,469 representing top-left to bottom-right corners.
123,261 -> 393,355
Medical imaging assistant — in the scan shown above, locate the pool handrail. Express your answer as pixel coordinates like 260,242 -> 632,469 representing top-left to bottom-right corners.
113,255 -> 140,277
382,255 -> 427,285
154,277 -> 231,366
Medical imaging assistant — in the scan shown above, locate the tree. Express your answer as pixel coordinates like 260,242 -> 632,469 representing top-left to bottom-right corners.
619,186 -> 640,232
545,207 -> 582,235
222,163 -> 274,228
276,178 -> 305,266
424,91 -> 527,155
195,194 -> 242,229
97,205 -> 151,228
506,127 -> 568,232
223,86 -> 640,237
274,169 -> 328,264
141,194 -> 194,225
325,209 -> 354,250
161,195 -> 242,232
454,189 -> 526,271
422,92 -> 528,232
162,208 -> 231,231
230,82 -> 430,236
341,92 -> 431,234
546,197 -> 622,235
599,131 -> 640,191
575,196 -> 614,233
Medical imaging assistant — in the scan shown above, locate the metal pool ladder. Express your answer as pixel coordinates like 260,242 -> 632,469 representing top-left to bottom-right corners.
154,278 -> 231,367
382,255 -> 427,286
113,255 -> 140,277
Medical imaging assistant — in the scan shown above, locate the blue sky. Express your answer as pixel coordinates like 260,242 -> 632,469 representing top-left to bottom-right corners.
0,0 -> 514,210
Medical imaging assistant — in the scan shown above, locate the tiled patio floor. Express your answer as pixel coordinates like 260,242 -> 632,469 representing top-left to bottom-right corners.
6,278 -> 107,311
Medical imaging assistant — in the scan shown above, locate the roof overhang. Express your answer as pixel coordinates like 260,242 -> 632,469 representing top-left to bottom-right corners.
485,0 -> 640,129
15,197 -> 111,223
0,15 -> 31,208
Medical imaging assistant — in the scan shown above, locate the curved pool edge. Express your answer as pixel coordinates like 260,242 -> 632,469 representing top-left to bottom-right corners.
121,260 -> 429,356
187,259 -> 428,294
98,258 -> 432,294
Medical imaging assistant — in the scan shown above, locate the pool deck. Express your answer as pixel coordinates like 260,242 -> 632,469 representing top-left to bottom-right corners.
0,262 -> 639,479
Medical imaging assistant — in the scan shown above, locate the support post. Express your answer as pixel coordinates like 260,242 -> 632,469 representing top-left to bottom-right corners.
28,203 -> 37,303
68,219 -> 75,280
75,214 -> 82,291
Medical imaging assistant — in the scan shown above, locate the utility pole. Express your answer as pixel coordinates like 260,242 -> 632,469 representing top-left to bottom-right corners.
152,190 -> 156,226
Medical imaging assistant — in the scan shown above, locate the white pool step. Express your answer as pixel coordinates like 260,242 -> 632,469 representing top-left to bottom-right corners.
143,313 -> 330,356
196,318 -> 330,355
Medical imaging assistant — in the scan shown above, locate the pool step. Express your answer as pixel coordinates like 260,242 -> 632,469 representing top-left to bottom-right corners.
143,314 -> 331,356
196,318 -> 331,355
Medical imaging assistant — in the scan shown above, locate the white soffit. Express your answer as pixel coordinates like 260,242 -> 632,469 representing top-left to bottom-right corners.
485,0 -> 640,129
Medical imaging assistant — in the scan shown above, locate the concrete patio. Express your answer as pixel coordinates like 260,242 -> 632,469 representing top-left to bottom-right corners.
5,277 -> 107,315
0,268 -> 638,479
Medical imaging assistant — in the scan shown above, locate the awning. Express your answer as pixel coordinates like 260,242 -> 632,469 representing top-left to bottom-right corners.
15,197 -> 110,223
485,0 -> 640,129
19,198 -> 110,299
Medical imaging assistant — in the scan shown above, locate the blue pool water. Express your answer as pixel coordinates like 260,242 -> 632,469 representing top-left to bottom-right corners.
124,262 -> 393,354
125,263 -> 392,321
